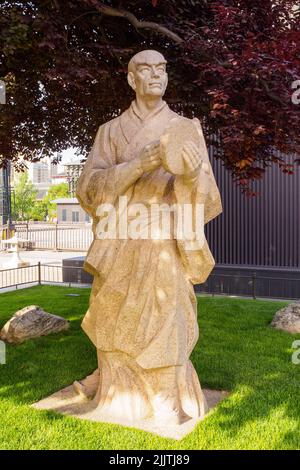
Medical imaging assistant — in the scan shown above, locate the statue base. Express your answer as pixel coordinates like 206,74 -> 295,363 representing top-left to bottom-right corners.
32,382 -> 229,440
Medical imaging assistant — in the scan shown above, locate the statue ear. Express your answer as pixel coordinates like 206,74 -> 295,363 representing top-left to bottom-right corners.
127,72 -> 136,91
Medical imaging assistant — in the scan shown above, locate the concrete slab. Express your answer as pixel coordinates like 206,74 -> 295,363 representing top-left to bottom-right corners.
32,384 -> 229,440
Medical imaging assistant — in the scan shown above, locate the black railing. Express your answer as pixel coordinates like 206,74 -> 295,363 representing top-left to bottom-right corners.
0,264 -> 40,290
195,272 -> 300,300
0,263 -> 299,300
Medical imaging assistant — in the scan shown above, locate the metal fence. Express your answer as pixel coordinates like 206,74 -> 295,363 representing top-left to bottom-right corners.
195,272 -> 300,300
0,263 -> 91,290
10,223 -> 93,251
0,263 -> 299,299
0,264 -> 40,289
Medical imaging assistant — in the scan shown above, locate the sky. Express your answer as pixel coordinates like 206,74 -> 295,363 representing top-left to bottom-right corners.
54,147 -> 82,173
60,148 -> 81,164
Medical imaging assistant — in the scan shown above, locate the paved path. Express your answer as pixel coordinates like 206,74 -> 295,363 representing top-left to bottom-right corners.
0,250 -> 83,267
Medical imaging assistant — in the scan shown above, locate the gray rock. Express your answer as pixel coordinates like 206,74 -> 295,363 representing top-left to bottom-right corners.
0,305 -> 70,344
271,302 -> 300,334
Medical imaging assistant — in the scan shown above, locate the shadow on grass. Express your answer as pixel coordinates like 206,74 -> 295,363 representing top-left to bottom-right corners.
180,297 -> 300,448
0,332 -> 97,404
0,285 -> 96,404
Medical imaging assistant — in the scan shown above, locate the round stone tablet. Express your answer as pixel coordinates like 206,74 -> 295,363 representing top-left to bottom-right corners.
160,116 -> 202,175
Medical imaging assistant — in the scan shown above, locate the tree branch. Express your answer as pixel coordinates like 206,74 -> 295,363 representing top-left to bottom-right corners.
93,3 -> 184,44
257,77 -> 287,106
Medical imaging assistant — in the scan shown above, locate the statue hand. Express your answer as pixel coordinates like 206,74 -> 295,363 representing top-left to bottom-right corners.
137,140 -> 161,173
182,141 -> 202,186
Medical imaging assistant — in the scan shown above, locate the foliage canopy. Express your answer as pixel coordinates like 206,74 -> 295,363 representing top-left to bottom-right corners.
0,1 -> 299,189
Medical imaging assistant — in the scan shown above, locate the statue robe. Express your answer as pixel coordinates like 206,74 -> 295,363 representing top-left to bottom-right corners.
76,100 -> 222,371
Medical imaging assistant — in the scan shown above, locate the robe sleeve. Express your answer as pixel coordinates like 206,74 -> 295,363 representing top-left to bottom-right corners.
76,121 -> 143,217
174,118 -> 222,284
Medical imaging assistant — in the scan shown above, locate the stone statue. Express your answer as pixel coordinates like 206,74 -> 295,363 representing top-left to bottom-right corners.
75,50 -> 222,427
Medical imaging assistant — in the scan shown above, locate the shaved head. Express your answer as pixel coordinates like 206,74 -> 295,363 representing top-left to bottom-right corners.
127,49 -> 168,100
128,50 -> 167,73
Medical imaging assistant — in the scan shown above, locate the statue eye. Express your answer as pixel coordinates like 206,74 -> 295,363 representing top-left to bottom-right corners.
139,66 -> 150,73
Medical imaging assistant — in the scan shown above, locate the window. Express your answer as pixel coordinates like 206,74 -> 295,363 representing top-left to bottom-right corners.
72,211 -> 79,223
85,212 -> 90,223
62,209 -> 67,222
37,168 -> 42,183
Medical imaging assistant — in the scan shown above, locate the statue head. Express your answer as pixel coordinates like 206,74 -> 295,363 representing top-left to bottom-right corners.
127,50 -> 168,100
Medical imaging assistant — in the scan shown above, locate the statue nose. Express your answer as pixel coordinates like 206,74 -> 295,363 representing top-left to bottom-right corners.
151,66 -> 159,78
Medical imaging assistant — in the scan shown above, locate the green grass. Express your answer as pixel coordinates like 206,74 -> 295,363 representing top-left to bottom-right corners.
0,285 -> 299,450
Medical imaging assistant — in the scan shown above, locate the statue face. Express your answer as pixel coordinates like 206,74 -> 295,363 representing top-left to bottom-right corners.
128,51 -> 168,100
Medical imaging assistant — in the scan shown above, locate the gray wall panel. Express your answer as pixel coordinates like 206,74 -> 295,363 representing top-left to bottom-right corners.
207,152 -> 300,269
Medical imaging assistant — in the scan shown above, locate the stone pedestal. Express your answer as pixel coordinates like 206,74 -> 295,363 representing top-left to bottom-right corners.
32,382 -> 229,440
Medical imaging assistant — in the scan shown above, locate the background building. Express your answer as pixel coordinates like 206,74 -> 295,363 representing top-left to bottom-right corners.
27,155 -> 67,199
64,160 -> 84,197
27,160 -> 51,199
52,198 -> 91,224
202,152 -> 300,298
10,153 -> 69,200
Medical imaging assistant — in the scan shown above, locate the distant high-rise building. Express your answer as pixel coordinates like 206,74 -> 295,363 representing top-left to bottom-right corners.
26,155 -> 65,199
64,160 -> 84,197
27,160 -> 51,199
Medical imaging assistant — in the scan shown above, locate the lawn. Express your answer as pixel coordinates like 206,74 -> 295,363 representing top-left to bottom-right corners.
0,285 -> 299,450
